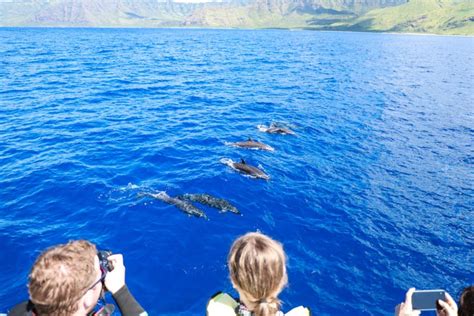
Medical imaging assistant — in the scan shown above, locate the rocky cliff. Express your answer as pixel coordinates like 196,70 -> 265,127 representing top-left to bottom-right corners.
0,0 -> 406,27
0,0 -> 472,35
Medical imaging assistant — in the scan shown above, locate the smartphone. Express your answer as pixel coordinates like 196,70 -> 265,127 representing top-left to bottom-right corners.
412,289 -> 446,311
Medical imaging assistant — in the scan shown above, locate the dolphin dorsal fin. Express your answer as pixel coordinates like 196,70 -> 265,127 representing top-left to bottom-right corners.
241,158 -> 246,164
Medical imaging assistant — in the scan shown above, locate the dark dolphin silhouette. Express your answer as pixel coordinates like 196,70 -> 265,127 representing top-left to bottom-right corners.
177,193 -> 241,215
221,158 -> 270,180
142,191 -> 208,219
257,123 -> 295,135
226,138 -> 274,151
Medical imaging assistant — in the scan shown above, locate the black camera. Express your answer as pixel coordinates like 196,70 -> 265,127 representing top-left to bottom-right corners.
97,250 -> 114,272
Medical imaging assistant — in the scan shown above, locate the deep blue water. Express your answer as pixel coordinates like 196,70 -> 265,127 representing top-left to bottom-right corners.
0,28 -> 473,315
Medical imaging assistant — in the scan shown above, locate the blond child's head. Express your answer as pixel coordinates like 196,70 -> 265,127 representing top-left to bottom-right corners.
228,232 -> 288,316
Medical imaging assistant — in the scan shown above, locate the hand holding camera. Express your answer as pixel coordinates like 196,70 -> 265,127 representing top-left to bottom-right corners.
98,251 -> 126,295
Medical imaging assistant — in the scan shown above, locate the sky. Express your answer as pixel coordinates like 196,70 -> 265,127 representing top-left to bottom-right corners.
0,0 -> 225,2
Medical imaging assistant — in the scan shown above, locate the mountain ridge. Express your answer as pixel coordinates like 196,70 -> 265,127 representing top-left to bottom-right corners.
0,0 -> 472,35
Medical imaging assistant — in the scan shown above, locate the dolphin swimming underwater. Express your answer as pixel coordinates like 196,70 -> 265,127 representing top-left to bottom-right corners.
257,123 -> 295,135
177,193 -> 241,215
220,158 -> 270,180
226,138 -> 274,151
142,191 -> 208,219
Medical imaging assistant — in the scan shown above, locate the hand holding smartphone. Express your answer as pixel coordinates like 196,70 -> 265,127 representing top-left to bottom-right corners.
412,290 -> 446,311
396,288 -> 458,316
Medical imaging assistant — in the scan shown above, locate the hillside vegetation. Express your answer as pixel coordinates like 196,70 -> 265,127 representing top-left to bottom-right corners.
0,0 -> 472,35
342,0 -> 474,35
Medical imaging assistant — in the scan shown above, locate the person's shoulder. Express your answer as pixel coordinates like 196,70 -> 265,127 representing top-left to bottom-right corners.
206,292 -> 239,316
6,301 -> 34,316
284,305 -> 311,316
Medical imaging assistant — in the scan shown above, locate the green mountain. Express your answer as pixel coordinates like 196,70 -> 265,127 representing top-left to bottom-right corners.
0,0 -> 200,27
185,0 -> 407,28
0,0 -> 472,35
339,0 -> 474,35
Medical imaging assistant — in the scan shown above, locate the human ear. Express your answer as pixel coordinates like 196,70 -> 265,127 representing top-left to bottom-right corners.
82,289 -> 96,312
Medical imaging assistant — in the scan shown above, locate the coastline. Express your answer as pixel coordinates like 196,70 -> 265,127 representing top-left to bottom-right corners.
0,25 -> 472,37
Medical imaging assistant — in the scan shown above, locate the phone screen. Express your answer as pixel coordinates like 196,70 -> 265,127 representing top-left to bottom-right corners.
412,290 -> 446,310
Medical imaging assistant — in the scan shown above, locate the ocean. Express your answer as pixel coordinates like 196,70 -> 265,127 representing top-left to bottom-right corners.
0,28 -> 473,315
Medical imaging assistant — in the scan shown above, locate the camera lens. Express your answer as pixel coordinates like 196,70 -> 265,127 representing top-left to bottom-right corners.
97,250 -> 113,271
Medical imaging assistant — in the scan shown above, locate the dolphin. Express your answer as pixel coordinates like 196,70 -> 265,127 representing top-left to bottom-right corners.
257,123 -> 295,135
226,138 -> 275,151
177,193 -> 241,215
220,158 -> 270,180
142,191 -> 208,219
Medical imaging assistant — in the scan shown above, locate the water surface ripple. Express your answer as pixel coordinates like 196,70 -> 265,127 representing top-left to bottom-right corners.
0,28 -> 473,315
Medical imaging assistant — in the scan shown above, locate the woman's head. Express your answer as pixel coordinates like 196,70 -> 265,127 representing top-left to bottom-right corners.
228,232 -> 288,316
459,285 -> 474,316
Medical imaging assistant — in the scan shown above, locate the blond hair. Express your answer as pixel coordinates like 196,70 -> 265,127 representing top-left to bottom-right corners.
28,240 -> 97,316
228,232 -> 288,316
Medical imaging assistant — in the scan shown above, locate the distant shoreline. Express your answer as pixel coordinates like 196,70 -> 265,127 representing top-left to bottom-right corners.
278,27 -> 474,38
0,25 -> 472,37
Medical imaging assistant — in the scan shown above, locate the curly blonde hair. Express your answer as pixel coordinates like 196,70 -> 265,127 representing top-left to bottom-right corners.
28,240 -> 97,315
228,232 -> 288,316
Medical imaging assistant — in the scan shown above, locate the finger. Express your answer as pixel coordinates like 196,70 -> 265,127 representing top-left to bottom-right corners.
444,292 -> 457,309
405,288 -> 416,308
108,254 -> 124,266
107,254 -> 124,271
395,303 -> 402,314
437,299 -> 450,311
